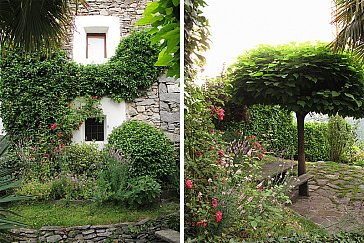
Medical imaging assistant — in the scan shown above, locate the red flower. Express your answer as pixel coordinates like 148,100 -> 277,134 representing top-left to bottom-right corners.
185,179 -> 193,189
196,151 -> 203,157
258,154 -> 263,160
60,144 -> 65,149
219,108 -> 225,121
51,124 -> 57,130
45,153 -> 49,157
216,210 -> 223,223
58,133 -> 63,138
211,129 -> 215,134
68,103 -> 71,108
212,197 -> 218,208
254,142 -> 261,148
218,150 -> 224,157
196,220 -> 207,228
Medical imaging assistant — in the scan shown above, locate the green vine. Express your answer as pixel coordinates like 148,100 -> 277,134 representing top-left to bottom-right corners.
0,30 -> 163,148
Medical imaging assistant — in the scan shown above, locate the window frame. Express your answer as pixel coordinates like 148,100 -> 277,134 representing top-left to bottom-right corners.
86,33 -> 107,59
84,117 -> 106,142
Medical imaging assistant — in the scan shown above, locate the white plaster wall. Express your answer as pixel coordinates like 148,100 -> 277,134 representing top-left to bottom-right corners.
72,97 -> 126,148
72,15 -> 126,148
73,16 -> 120,64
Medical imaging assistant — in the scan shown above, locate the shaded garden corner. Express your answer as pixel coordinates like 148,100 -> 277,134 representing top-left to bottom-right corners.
289,161 -> 364,234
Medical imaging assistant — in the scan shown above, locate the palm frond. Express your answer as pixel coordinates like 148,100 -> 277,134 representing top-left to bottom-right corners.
0,0 -> 88,52
330,0 -> 364,57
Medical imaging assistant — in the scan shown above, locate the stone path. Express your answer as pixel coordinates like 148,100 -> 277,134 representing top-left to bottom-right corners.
289,161 -> 364,234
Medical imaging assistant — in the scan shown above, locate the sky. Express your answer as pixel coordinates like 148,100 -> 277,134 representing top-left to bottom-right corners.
202,0 -> 336,78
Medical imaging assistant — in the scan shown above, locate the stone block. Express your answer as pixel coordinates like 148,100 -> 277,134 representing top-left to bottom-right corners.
159,93 -> 179,103
46,235 -> 63,243
160,111 -> 180,123
167,84 -> 179,93
159,83 -> 167,93
155,229 -> 180,243
136,106 -> 146,112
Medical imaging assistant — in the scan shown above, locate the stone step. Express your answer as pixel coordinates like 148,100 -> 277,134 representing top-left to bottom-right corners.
155,229 -> 180,243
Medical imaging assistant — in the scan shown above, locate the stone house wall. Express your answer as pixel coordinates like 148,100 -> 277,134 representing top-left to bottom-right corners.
63,0 -> 180,143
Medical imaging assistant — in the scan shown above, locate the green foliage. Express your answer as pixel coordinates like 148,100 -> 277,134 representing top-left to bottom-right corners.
0,30 -> 163,175
0,0 -> 87,53
228,42 -> 364,118
136,0 -> 180,78
300,122 -> 330,162
17,174 -> 94,201
184,0 -> 210,78
328,115 -> 356,162
223,105 -> 295,158
0,170 -> 28,242
94,149 -> 129,204
119,176 -> 161,208
60,142 -> 102,178
10,200 -> 179,229
108,121 -> 177,185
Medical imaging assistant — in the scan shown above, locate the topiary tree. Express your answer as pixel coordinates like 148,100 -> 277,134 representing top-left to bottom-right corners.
228,42 -> 364,196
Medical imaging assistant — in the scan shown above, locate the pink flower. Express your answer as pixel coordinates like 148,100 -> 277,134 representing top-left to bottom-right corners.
216,210 -> 223,223
68,103 -> 71,108
196,220 -> 207,228
218,150 -> 224,157
56,149 -> 60,153
254,142 -> 261,148
219,108 -> 225,121
51,123 -> 57,130
185,179 -> 193,189
45,153 -> 49,157
58,133 -> 63,138
212,197 -> 218,208
211,129 -> 215,134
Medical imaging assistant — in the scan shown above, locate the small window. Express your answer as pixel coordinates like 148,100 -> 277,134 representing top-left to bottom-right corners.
86,33 -> 106,61
85,118 -> 105,141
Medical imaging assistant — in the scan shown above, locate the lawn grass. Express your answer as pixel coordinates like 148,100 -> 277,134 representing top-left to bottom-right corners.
10,200 -> 179,229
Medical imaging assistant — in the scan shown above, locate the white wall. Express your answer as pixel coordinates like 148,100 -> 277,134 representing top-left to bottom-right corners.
72,15 -> 126,148
73,16 -> 121,64
72,97 -> 126,148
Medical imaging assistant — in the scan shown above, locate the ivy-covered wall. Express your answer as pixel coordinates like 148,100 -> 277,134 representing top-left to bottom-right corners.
0,31 -> 164,147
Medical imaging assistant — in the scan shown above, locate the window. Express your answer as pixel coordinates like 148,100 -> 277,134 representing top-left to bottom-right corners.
85,118 -> 105,141
86,33 -> 106,62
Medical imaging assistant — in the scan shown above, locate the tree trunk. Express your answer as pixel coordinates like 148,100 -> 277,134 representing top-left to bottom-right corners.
297,112 -> 308,196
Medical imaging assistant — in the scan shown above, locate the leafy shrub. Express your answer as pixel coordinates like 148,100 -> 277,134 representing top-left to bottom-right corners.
300,122 -> 330,162
328,115 -> 356,163
108,121 -> 177,185
222,105 -> 296,158
50,173 -> 94,200
60,142 -> 103,177
94,148 -> 129,203
16,179 -> 52,201
118,176 -> 161,208
17,174 -> 94,201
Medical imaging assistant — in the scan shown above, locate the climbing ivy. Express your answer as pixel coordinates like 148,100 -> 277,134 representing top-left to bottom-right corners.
0,30 -> 163,147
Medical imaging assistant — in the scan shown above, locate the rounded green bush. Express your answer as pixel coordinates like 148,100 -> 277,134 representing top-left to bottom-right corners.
108,121 -> 177,185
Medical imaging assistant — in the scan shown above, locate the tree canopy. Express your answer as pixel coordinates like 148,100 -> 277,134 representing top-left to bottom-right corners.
228,42 -> 364,118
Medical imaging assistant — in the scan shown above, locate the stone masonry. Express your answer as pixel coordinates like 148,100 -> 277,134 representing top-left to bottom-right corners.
62,0 -> 180,143
11,217 -> 178,243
